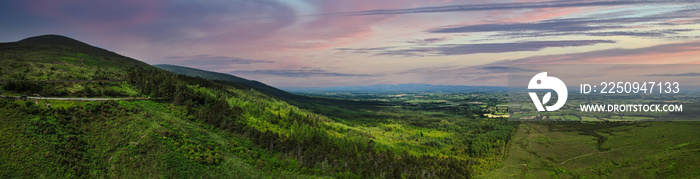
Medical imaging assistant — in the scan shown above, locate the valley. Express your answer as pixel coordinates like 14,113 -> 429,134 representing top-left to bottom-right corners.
1,35 -> 698,178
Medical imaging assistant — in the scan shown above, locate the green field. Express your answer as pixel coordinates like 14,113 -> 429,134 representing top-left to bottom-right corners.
480,121 -> 700,178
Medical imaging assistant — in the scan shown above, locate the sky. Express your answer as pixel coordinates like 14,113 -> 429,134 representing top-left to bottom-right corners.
1,0 -> 700,87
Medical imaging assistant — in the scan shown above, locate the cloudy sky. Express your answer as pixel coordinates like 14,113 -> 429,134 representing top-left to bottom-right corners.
1,0 -> 700,87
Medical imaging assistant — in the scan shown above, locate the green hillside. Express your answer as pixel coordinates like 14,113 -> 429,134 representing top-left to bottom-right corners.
0,34 -> 156,98
0,35 -> 500,178
1,34 -> 152,80
0,35 -> 292,178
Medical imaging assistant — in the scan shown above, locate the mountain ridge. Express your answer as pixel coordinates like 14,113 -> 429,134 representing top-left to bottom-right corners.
154,64 -> 293,98
18,34 -> 92,47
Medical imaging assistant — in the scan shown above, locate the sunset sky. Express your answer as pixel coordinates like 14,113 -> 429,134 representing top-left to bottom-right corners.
2,0 -> 700,87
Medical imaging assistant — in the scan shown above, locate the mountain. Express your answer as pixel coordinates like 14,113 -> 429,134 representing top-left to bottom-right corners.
19,34 -> 99,49
10,34 -> 151,68
154,64 -> 292,98
285,83 -> 507,92
0,34 -> 155,85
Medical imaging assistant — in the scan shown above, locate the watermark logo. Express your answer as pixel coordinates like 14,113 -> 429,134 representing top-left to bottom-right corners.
509,65 -> 695,121
528,72 -> 567,111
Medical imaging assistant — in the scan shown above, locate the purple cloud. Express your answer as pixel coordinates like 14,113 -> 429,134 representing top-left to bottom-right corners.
231,69 -> 372,77
167,55 -> 274,65
406,37 -> 449,45
318,0 -> 684,17
348,40 -> 616,57
427,6 -> 700,39
647,73 -> 700,77
483,41 -> 700,65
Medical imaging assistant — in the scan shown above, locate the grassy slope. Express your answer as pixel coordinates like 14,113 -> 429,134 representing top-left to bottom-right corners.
0,35 -> 307,178
0,99 -> 315,178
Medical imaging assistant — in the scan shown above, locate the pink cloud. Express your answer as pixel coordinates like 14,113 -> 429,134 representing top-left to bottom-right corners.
190,0 -> 407,55
288,0 -> 401,48
501,7 -> 585,23
261,0 -> 470,51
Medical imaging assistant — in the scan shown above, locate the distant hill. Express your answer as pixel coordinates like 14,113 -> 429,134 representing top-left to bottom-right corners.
19,34 -> 97,49
154,64 -> 292,97
284,83 -> 507,92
